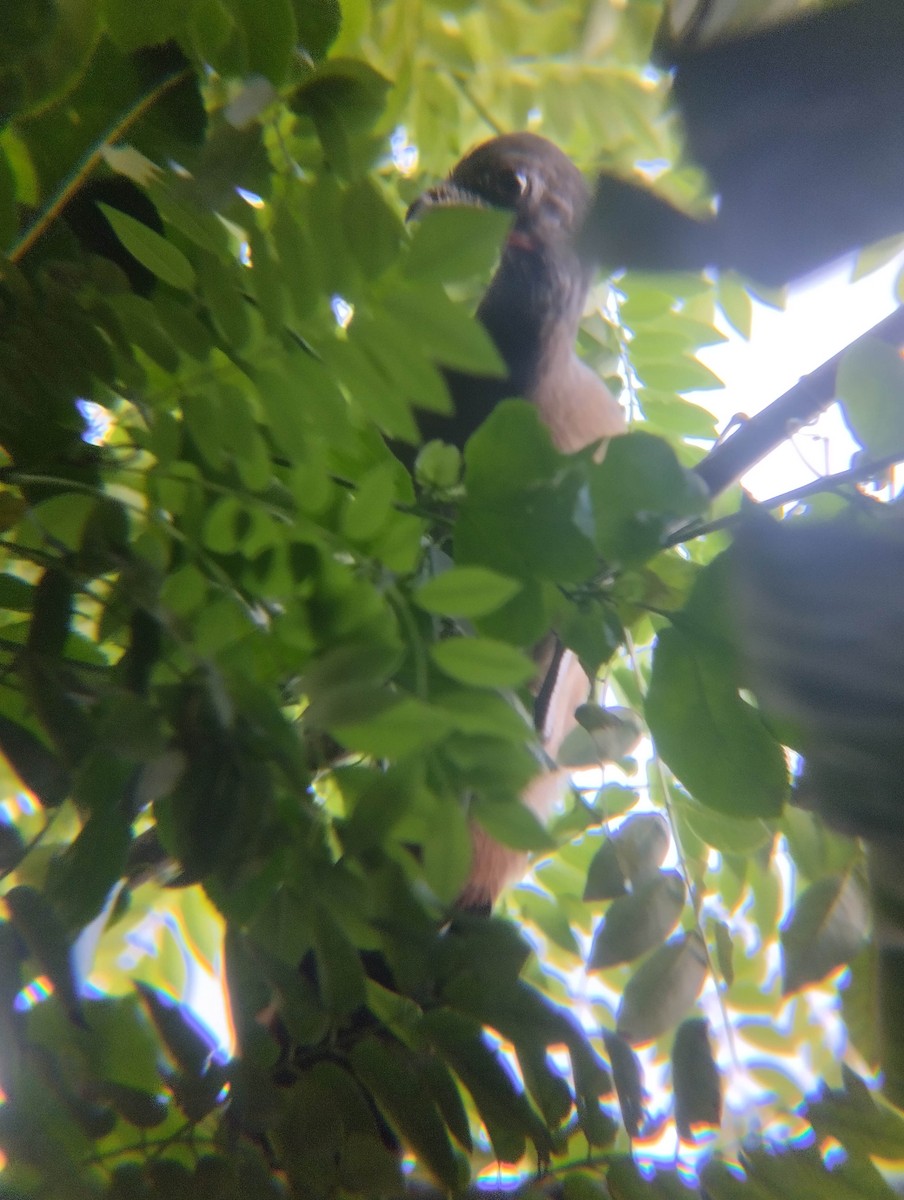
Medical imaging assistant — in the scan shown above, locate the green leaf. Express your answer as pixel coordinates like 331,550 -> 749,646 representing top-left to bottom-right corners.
342,177 -> 404,278
603,1157 -> 663,1199
699,1160 -> 759,1200
404,205 -> 512,283
806,1068 -> 904,1161
422,800 -> 473,904
639,391 -> 719,439
350,1037 -> 460,1189
421,1007 -> 542,1164
431,637 -> 536,688
47,789 -> 132,928
227,0 -> 297,83
114,292 -> 181,369
332,696 -> 454,758
562,1172 -> 609,1200
415,567 -> 521,619
385,283 -> 506,376
0,714 -> 70,807
270,203 -> 321,320
588,870 -> 685,969
0,146 -> 15,250
290,57 -> 391,133
97,1082 -> 169,1129
135,982 -> 213,1076
415,440 -> 462,489
338,1133 -> 405,1193
311,905 -> 366,1016
247,225 -> 285,333
293,0 -> 340,60
517,891 -> 581,957
0,822 -> 25,873
515,1038 -> 572,1127
196,250 -> 252,348
4,885 -> 84,1026
616,932 -> 708,1045
28,567 -> 72,660
646,626 -> 788,818
638,357 -> 724,392
589,431 -> 709,567
672,1017 -> 721,1140
434,689 -> 533,742
471,796 -> 554,853
456,402 -> 598,583
557,706 -> 643,768
602,1031 -> 645,1138
150,179 -> 229,255
713,920 -> 735,988
837,337 -> 904,457
781,874 -> 869,995
583,813 -> 670,901
102,0 -> 187,52
679,792 -> 774,856
717,272 -> 753,339
340,464 -> 396,543
98,202 -> 194,291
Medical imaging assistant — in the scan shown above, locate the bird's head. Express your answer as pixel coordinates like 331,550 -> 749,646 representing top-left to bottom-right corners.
408,132 -> 590,255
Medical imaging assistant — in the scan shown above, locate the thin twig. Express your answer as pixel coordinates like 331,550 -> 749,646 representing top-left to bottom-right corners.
7,69 -> 191,264
0,812 -> 58,883
449,71 -> 506,136
669,446 -> 904,547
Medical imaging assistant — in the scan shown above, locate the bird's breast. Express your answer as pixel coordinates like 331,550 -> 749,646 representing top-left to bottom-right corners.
530,351 -> 626,455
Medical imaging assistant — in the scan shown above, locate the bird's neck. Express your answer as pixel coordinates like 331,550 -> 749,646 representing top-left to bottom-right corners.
476,241 -> 592,397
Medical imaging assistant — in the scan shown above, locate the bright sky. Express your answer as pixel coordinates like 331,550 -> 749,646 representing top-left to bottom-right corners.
697,252 -> 904,499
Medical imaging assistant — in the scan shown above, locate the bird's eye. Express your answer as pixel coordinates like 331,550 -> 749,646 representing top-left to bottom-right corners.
497,167 -> 529,205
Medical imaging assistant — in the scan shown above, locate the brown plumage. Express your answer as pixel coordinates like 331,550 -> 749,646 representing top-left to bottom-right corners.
410,133 -> 625,454
410,133 -> 626,909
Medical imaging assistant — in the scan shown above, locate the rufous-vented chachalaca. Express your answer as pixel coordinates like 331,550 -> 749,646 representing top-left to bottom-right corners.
409,133 -> 626,909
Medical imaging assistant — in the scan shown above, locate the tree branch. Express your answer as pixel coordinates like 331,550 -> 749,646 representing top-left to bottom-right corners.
692,303 -> 904,499
7,68 -> 190,264
670,446 -> 904,547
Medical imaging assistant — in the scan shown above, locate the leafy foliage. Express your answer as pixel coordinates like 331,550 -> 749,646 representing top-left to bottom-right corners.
0,0 -> 900,1197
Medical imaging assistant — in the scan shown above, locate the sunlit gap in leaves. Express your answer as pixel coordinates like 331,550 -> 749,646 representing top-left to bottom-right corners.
0,790 -> 38,825
821,1135 -> 848,1169
14,975 -> 53,1013
235,187 -> 264,209
634,158 -> 672,183
331,296 -> 354,328
389,126 -> 418,176
477,1161 -> 531,1190
76,398 -> 112,445
76,887 -> 233,1061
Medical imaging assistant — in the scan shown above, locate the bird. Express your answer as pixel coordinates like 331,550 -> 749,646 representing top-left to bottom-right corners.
409,132 -> 625,455
408,133 -> 626,909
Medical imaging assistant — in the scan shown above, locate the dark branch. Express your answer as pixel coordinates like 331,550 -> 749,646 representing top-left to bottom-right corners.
692,304 -> 904,500
671,447 -> 904,547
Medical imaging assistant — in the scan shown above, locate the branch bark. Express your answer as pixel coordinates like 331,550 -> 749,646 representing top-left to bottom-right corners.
693,303 -> 904,499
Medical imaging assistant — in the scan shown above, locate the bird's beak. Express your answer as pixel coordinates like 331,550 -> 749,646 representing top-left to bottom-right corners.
405,182 -> 486,223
